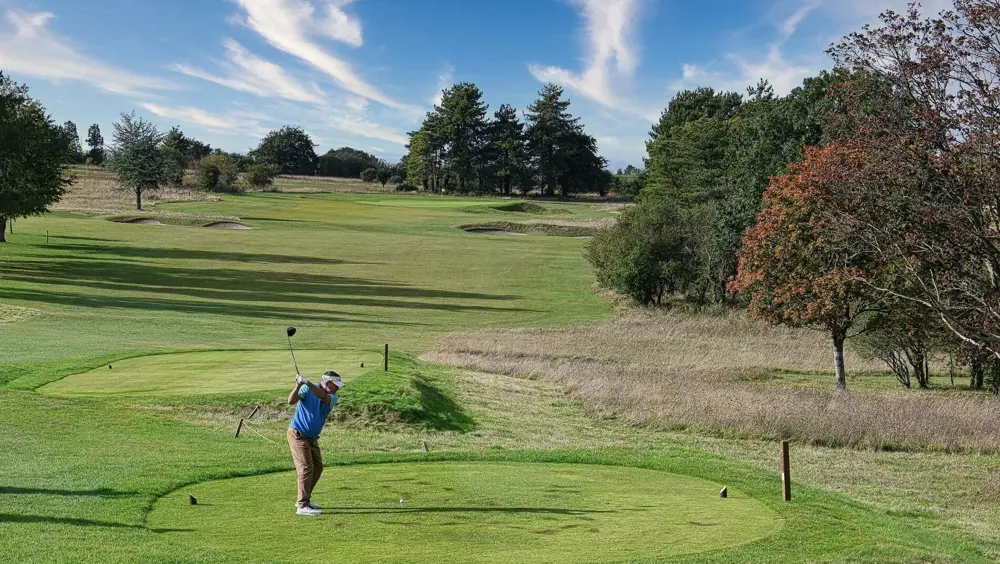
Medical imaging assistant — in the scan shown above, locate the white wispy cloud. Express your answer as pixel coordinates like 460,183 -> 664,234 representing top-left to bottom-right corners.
0,10 -> 175,96
781,0 -> 822,41
140,102 -> 274,137
233,0 -> 415,112
596,135 -> 620,147
671,1 -> 822,96
832,0 -> 953,22
431,64 -> 453,107
311,106 -> 409,145
320,0 -> 363,47
173,39 -> 324,104
529,0 -> 641,110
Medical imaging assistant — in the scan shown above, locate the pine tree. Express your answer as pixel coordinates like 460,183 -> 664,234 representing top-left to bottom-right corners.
525,84 -> 605,199
486,104 -> 529,195
436,83 -> 488,192
86,123 -> 104,164
59,120 -> 83,163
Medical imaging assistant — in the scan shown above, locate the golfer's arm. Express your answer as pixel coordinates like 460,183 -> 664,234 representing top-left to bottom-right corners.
306,382 -> 332,404
288,384 -> 302,405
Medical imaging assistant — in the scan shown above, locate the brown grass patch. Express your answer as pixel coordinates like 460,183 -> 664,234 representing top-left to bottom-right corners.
272,175 -> 390,193
56,169 -> 218,213
594,203 -> 631,213
426,311 -> 1000,452
0,304 -> 41,324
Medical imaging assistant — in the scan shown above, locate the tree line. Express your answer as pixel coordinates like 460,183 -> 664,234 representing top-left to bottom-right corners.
589,0 -> 1000,394
406,83 -> 611,197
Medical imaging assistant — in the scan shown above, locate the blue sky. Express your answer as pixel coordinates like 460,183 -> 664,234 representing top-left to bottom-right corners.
0,0 -> 949,170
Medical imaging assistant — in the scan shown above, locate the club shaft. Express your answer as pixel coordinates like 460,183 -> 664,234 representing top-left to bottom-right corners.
288,337 -> 300,374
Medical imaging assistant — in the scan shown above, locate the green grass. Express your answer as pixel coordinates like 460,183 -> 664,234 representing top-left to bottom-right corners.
149,462 -> 779,563
0,190 -> 996,562
334,356 -> 474,431
42,349 -> 383,396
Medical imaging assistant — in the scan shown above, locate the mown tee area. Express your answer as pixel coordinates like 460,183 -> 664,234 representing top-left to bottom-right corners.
0,191 -> 996,562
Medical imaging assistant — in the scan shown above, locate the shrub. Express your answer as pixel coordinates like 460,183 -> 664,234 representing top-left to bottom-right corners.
395,182 -> 417,192
613,171 -> 646,197
196,154 -> 240,192
244,163 -> 279,190
196,163 -> 221,192
585,197 -> 688,306
360,167 -> 377,183
389,175 -> 403,186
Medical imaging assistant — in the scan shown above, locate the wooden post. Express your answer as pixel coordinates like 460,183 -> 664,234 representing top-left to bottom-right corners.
234,419 -> 244,439
780,440 -> 791,502
246,405 -> 260,420
46,230 -> 49,243
384,344 -> 389,372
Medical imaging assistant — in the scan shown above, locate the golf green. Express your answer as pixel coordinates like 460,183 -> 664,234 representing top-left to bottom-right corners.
41,349 -> 384,396
148,462 -> 780,563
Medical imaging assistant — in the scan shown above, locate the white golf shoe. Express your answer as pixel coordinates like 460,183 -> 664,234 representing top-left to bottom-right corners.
296,505 -> 322,516
293,502 -> 320,510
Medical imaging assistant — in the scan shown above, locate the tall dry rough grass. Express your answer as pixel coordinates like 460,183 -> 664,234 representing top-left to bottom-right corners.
425,311 -> 1000,452
54,170 -> 218,213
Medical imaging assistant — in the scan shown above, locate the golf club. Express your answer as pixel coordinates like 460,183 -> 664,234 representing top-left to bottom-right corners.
286,326 -> 300,375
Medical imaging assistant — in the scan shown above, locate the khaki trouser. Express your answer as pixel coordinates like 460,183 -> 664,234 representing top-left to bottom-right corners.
287,428 -> 324,507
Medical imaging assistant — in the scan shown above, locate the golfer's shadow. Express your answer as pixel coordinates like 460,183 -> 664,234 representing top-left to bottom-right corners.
318,506 -> 614,516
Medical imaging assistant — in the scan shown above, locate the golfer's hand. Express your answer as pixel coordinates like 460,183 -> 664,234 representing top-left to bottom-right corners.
295,374 -> 308,386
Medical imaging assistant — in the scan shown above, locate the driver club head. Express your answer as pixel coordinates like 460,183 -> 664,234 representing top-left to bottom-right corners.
286,326 -> 297,338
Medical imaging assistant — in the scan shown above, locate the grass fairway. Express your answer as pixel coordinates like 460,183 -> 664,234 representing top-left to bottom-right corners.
2,191 -> 997,562
42,349 -> 384,396
150,462 -> 779,563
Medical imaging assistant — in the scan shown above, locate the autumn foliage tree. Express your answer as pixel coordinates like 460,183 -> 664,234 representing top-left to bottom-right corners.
824,1 -> 1000,393
730,144 -> 888,390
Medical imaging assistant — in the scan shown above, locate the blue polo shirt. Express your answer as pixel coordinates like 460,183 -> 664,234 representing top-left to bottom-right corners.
290,387 -> 336,440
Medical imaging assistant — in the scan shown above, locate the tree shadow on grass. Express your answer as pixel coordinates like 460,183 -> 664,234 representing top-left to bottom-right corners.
1,252 -> 531,319
0,487 -> 137,497
413,378 -> 476,432
317,506 -> 615,516
0,513 -> 191,532
0,288 -> 426,325
40,243 -> 365,267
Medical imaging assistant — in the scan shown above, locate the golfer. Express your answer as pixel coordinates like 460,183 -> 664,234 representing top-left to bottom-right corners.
287,370 -> 343,516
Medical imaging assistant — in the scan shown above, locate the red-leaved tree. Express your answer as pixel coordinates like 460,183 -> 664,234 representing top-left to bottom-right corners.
730,144 -> 889,390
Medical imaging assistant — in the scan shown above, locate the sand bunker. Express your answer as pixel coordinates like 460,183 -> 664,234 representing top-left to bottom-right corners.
203,222 -> 252,230
463,228 -> 526,236
125,218 -> 163,225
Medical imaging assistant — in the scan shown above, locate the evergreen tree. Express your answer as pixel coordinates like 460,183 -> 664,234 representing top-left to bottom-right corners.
107,112 -> 165,210
161,127 -> 212,169
406,112 -> 446,192
58,120 -> 83,163
525,84 -> 606,199
436,83 -> 489,192
86,123 -> 104,164
525,83 -> 578,197
485,104 -> 529,195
